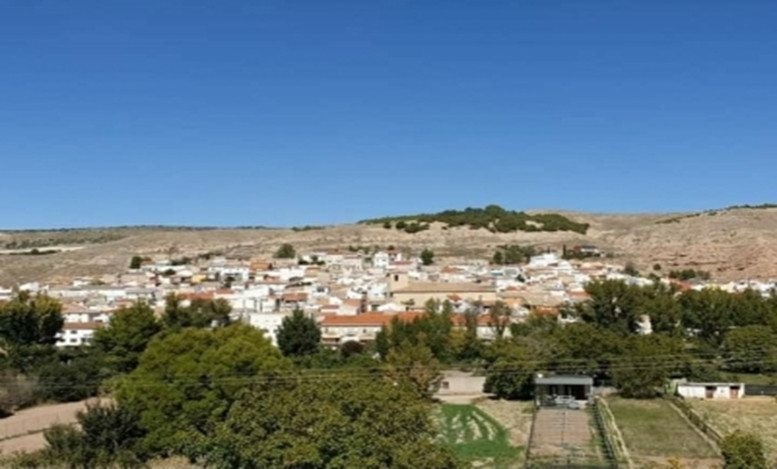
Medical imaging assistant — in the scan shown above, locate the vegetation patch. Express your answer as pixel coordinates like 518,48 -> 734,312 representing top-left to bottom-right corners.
437,403 -> 523,468
689,397 -> 777,464
362,205 -> 589,234
606,397 -> 719,464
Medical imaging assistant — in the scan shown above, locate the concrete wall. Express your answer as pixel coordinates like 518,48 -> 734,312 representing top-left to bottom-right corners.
677,384 -> 744,399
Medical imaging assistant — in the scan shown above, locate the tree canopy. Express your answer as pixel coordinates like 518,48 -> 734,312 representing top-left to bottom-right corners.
276,309 -> 321,357
203,375 -> 466,469
92,301 -> 161,374
117,324 -> 290,459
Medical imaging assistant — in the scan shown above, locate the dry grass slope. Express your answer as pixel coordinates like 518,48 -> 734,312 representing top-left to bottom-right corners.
3,206 -> 777,284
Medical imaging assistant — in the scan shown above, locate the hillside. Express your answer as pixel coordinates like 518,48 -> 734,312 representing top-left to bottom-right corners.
2,206 -> 777,284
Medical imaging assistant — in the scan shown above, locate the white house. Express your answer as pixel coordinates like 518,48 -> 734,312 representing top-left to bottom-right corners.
244,311 -> 291,346
56,322 -> 102,347
677,381 -> 745,399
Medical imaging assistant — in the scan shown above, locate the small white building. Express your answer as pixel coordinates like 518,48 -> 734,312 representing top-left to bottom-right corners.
56,322 -> 102,347
677,382 -> 745,400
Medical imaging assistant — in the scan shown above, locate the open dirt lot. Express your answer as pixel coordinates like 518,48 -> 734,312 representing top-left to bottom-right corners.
0,399 -> 106,455
689,397 -> 777,464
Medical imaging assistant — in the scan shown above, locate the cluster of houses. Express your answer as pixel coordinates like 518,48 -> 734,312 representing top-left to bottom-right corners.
2,248 -> 776,352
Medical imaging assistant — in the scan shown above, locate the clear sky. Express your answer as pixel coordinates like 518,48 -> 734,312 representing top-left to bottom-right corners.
2,1 -> 776,228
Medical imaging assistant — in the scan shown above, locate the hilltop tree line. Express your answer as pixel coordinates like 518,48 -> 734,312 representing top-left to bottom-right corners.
364,204 -> 589,234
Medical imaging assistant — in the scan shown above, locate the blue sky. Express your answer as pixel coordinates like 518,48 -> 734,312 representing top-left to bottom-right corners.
2,1 -> 776,228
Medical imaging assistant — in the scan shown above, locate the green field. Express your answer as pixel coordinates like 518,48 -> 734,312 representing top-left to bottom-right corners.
606,397 -> 719,466
438,404 -> 523,468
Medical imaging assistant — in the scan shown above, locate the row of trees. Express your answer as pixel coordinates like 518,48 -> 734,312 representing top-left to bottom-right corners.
3,295 -> 467,468
363,205 -> 590,234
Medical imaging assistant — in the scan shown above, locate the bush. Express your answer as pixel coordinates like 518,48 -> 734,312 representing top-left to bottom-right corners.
274,243 -> 296,259
721,431 -> 767,469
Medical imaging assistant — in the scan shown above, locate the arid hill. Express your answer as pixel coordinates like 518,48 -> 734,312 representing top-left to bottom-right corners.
2,206 -> 777,285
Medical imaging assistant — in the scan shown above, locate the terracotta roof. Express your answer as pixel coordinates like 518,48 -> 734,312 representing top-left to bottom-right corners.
178,292 -> 215,301
320,312 -> 423,327
282,292 -> 308,302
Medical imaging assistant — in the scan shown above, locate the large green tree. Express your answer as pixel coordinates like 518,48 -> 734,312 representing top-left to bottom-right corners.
118,324 -> 290,459
483,341 -> 536,400
385,341 -> 442,400
679,288 -> 734,347
722,325 -> 777,374
92,301 -> 161,374
573,279 -> 645,334
0,292 -> 63,347
612,334 -> 685,398
276,309 -> 321,357
203,376 -> 465,469
162,294 -> 232,330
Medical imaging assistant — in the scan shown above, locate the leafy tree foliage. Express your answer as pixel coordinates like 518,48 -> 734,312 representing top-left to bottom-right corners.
361,205 -> 589,234
92,301 -> 161,374
420,248 -> 435,266
487,301 -> 512,339
129,255 -> 143,270
573,279 -> 645,335
376,300 -> 454,362
276,309 -> 321,357
721,431 -> 767,469
39,403 -> 147,469
118,324 -> 290,459
722,325 -> 777,373
36,349 -> 104,402
274,243 -> 296,259
203,376 -> 466,469
678,288 -> 735,347
612,334 -> 685,398
669,269 -> 711,281
386,341 -> 442,400
491,244 -> 536,265
483,341 -> 536,400
162,294 -> 231,330
0,292 -> 63,347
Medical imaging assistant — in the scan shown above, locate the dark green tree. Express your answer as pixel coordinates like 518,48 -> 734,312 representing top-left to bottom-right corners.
162,294 -> 232,330
203,375 -> 465,469
276,309 -> 321,357
679,288 -> 734,347
0,292 -> 63,347
41,403 -> 146,468
129,255 -> 143,270
420,248 -> 435,266
612,334 -> 685,398
722,325 -> 777,374
483,341 -> 536,400
487,301 -> 512,339
118,325 -> 290,459
273,243 -> 296,259
92,301 -> 161,374
573,279 -> 645,334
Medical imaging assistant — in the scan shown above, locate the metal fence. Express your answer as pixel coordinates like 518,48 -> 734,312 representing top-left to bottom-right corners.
746,385 -> 777,396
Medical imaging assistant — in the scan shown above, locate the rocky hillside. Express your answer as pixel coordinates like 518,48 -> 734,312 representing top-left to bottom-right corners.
2,206 -> 777,284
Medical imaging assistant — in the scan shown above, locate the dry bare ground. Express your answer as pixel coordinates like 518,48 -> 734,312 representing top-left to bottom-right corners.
689,397 -> 777,464
0,399 -> 102,455
3,206 -> 777,284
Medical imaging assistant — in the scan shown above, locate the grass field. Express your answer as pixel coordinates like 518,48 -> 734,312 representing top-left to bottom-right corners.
438,403 -> 523,468
689,397 -> 777,463
606,397 -> 719,466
